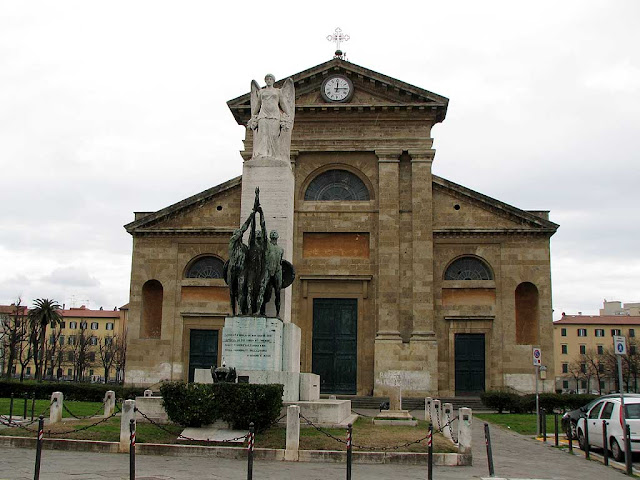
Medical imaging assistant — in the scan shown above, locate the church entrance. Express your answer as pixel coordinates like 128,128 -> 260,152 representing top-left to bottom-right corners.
454,333 -> 485,395
188,329 -> 218,382
312,298 -> 358,394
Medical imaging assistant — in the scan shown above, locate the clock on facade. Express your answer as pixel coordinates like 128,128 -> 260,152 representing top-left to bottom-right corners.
321,75 -> 354,103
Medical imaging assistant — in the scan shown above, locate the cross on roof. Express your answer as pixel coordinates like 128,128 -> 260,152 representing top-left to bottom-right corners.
327,27 -> 350,58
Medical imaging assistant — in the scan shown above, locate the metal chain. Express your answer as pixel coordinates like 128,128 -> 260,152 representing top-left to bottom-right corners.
134,407 -> 249,443
62,401 -> 105,420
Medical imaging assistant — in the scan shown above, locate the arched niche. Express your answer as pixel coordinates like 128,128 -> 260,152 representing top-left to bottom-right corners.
515,282 -> 539,345
141,279 -> 163,339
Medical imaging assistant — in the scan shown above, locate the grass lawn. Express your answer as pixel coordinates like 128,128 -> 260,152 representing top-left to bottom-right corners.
0,397 -> 104,419
476,413 -> 563,436
0,413 -> 457,452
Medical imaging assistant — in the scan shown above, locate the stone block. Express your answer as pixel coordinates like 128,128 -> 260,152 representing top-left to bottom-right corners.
119,399 -> 136,453
299,373 -> 320,401
135,396 -> 168,423
49,392 -> 63,424
457,407 -> 473,455
237,370 -> 300,402
284,399 -> 352,426
194,368 -> 213,384
222,316 -> 283,371
282,322 -> 301,373
104,390 -> 115,418
285,404 -> 300,461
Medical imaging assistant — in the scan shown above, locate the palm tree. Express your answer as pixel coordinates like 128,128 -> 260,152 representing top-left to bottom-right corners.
28,299 -> 62,382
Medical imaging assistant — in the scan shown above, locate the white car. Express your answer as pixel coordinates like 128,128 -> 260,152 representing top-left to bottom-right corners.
577,397 -> 640,461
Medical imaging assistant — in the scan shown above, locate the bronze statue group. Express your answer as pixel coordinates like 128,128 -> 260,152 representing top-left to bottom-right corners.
226,188 -> 287,317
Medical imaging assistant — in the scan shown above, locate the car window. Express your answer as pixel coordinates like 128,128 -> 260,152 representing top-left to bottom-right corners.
589,402 -> 605,419
625,404 -> 640,419
600,402 -> 615,419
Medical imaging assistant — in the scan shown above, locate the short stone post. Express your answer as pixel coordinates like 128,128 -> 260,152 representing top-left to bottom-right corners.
457,407 -> 473,455
442,403 -> 454,441
284,404 -> 300,461
49,392 -> 63,424
119,399 -> 136,453
425,397 -> 433,423
143,389 -> 153,397
433,399 -> 442,429
104,390 -> 116,418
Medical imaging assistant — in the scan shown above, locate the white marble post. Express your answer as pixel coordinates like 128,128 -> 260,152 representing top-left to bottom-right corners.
104,390 -> 116,418
425,397 -> 433,424
457,407 -> 473,454
119,399 -> 136,453
49,392 -> 63,424
433,399 -> 442,428
284,405 -> 300,461
144,389 -> 153,397
442,403 -> 453,441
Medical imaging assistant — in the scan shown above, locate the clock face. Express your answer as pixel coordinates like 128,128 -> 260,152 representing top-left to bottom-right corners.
321,75 -> 353,103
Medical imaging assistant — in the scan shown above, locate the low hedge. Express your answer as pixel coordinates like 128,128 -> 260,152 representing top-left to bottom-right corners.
160,381 -> 283,429
0,380 -> 145,402
481,390 -> 599,413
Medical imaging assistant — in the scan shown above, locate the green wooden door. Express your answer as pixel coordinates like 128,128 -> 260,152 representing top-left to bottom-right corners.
312,298 -> 357,394
188,329 -> 218,382
455,333 -> 485,395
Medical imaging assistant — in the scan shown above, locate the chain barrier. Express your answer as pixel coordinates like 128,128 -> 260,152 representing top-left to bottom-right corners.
61,398 -> 106,420
0,409 -> 119,436
134,407 -> 249,443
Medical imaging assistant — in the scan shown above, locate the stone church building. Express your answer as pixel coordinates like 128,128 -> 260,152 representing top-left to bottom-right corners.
124,58 -> 558,397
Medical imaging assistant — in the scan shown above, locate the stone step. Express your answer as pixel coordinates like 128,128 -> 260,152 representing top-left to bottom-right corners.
320,395 -> 486,412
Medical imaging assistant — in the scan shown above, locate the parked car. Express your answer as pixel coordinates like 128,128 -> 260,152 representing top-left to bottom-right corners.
562,394 -> 640,439
576,397 -> 640,461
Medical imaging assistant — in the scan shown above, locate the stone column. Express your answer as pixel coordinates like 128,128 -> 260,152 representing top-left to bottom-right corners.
119,399 -> 136,453
457,407 -> 473,456
433,399 -> 442,428
284,405 -> 300,461
104,390 -> 115,418
49,392 -> 63,424
375,149 -> 402,339
409,149 -> 436,338
240,156 -> 295,323
442,402 -> 454,441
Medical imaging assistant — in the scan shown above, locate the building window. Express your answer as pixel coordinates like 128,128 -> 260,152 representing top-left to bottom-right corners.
185,256 -> 225,279
561,328 -> 567,337
105,336 -> 113,346
600,380 -> 606,390
630,329 -> 635,338
595,329 -> 605,337
562,380 -> 569,389
90,336 -> 98,346
67,352 -> 74,362
631,345 -> 637,355
580,363 -> 586,373
46,368 -> 53,376
580,345 -> 586,355
67,368 -> 72,376
88,352 -> 96,362
106,323 -> 114,331
611,329 -> 621,336
59,335 -> 65,345
581,380 -> 587,389
69,321 -> 77,329
597,345 -> 604,355
68,336 -> 76,346
60,321 -> 65,329
91,322 -> 99,330
80,321 -> 87,330
561,344 -> 568,354
562,363 -> 568,373
599,364 -> 605,373
577,329 -> 587,337
304,169 -> 370,201
26,367 -> 31,375
49,334 -> 56,344
89,369 -> 94,376
444,256 -> 493,280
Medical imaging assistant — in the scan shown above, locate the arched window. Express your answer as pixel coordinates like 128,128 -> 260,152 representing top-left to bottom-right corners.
185,256 -> 224,279
444,257 -> 493,280
141,280 -> 163,339
304,169 -> 370,201
515,282 -> 539,345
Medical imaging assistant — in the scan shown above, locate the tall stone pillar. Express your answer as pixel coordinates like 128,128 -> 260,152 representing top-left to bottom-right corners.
410,149 -> 436,338
374,149 -> 403,395
240,156 -> 295,323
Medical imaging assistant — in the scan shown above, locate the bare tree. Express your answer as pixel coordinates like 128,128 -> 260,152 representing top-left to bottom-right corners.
567,359 -> 587,393
113,327 -> 127,384
2,300 -> 28,379
582,349 -> 607,394
43,329 -> 63,380
98,334 -> 117,382
72,329 -> 95,382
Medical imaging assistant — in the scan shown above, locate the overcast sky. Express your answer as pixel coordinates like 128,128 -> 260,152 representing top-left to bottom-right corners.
1,1 -> 638,318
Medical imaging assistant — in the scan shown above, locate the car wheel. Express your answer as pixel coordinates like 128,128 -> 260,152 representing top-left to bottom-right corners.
570,421 -> 578,440
577,429 -> 586,450
611,438 -> 624,462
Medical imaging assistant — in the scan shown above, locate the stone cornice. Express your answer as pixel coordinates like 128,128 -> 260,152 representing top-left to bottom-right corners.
434,228 -> 557,237
131,227 -> 235,237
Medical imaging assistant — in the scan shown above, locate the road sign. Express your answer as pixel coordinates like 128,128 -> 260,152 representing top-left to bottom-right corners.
532,347 -> 542,366
614,336 -> 627,355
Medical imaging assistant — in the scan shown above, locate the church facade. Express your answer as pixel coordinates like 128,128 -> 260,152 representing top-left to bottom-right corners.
124,58 -> 558,397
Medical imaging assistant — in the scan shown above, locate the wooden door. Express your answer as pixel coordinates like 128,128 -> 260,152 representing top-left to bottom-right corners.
455,333 -> 485,395
188,329 -> 218,382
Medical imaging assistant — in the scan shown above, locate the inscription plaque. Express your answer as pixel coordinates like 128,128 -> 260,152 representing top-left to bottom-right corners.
221,316 -> 284,371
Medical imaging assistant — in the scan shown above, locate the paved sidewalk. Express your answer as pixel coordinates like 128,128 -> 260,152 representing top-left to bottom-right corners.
1,412 -> 629,479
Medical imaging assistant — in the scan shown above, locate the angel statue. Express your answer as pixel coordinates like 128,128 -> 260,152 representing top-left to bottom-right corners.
247,74 -> 295,162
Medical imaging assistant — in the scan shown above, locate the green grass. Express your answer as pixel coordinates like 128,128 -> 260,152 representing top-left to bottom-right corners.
0,397 -> 104,419
476,413 -> 562,436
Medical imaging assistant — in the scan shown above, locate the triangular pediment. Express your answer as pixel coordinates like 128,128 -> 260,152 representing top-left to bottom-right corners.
433,175 -> 559,235
124,176 -> 242,235
227,58 -> 449,125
